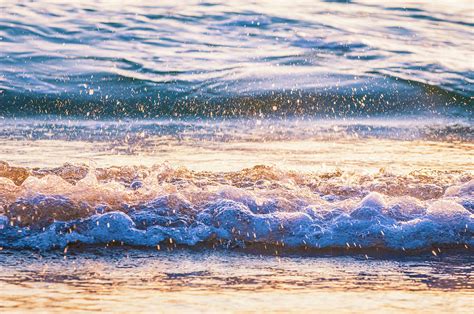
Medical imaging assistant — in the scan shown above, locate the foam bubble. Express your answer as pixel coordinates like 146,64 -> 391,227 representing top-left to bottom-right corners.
426,200 -> 471,222
0,162 -> 472,251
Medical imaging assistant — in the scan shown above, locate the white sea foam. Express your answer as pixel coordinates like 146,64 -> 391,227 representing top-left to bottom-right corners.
0,162 -> 472,251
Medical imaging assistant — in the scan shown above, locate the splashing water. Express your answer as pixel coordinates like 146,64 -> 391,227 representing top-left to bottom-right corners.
0,152 -> 472,251
0,0 -> 472,117
0,0 -> 473,252
1,1 -> 473,312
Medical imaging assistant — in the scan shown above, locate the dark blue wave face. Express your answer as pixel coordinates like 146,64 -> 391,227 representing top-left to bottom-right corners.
0,0 -> 473,117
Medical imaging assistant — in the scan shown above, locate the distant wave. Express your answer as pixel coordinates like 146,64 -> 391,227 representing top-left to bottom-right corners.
1,0 -> 473,118
0,162 -> 472,252
1,75 -> 472,118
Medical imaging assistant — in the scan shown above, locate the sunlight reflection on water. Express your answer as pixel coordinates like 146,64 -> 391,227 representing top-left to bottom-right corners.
0,248 -> 473,313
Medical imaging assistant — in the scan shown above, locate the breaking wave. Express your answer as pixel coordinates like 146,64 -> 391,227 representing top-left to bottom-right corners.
0,162 -> 472,252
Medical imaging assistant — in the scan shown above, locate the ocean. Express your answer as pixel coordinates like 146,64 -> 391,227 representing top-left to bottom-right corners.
0,0 -> 473,312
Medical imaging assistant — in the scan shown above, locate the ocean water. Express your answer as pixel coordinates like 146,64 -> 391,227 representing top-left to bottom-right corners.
1,248 -> 473,313
0,0 -> 473,312
0,0 -> 472,117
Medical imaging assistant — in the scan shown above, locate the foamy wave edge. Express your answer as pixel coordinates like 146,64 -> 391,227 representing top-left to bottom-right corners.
0,162 -> 472,252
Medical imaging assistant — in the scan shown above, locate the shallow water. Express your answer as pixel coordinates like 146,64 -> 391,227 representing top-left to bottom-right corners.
0,117 -> 472,252
1,248 -> 473,313
1,0 -> 473,312
0,116 -> 472,171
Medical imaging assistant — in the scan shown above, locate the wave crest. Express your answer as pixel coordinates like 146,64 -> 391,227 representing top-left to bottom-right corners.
0,162 -> 472,251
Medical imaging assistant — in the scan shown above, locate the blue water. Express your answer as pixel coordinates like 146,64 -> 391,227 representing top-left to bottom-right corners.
0,0 -> 472,117
1,4 -> 473,314
0,1 -> 473,254
0,164 -> 472,251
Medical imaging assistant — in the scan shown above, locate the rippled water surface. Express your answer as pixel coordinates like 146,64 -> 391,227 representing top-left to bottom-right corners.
0,0 -> 473,312
0,0 -> 472,116
1,249 -> 473,313
0,116 -> 472,171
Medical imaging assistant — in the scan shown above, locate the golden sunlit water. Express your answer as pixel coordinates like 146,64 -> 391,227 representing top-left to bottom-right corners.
0,0 -> 473,313
0,117 -> 472,312
0,118 -> 472,173
1,249 -> 473,313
